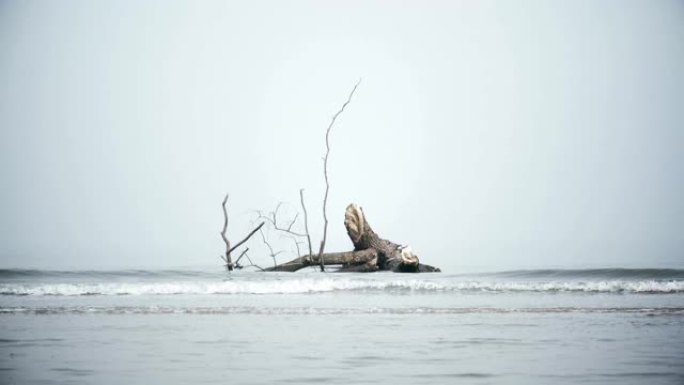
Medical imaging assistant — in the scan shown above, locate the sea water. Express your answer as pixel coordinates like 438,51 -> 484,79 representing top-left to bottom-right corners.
1,268 -> 683,384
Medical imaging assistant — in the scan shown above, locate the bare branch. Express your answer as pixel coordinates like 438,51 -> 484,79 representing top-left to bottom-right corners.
233,249 -> 265,271
259,227 -> 285,267
256,202 -> 307,237
220,193 -> 265,271
300,188 -> 313,259
235,248 -> 250,266
243,253 -> 265,271
227,222 -> 265,255
286,213 -> 299,232
283,235 -> 304,258
318,78 -> 362,271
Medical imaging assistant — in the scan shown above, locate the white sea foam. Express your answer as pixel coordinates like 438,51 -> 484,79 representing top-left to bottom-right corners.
2,306 -> 683,315
1,278 -> 683,296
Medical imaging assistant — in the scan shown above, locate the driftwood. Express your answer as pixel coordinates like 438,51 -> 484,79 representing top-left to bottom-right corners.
266,204 -> 441,273
220,81 -> 439,273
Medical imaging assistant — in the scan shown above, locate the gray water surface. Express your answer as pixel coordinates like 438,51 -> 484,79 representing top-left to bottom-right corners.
1,269 -> 683,384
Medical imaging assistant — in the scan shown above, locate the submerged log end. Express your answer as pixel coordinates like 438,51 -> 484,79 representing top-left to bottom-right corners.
391,247 -> 441,273
400,246 -> 419,266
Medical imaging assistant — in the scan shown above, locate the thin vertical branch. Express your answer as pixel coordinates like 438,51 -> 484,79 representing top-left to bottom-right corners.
220,194 -> 233,270
300,188 -> 313,259
289,236 -> 304,258
318,79 -> 361,271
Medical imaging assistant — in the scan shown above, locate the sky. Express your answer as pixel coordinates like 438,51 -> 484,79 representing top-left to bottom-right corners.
1,0 -> 682,271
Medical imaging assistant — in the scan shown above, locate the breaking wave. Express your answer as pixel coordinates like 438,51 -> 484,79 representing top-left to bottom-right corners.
1,306 -> 683,315
2,268 -> 683,279
489,268 -> 684,279
1,278 -> 683,296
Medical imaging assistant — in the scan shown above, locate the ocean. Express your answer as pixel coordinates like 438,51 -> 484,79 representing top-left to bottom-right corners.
1,268 -> 683,384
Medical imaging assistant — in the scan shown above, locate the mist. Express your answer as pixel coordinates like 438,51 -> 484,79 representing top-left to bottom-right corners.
1,0 -> 682,271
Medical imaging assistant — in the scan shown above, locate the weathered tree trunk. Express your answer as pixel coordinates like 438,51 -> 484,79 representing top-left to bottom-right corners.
266,204 -> 441,273
265,249 -> 378,272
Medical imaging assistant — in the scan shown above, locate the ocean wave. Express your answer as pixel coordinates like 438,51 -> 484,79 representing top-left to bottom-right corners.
0,269 -> 217,279
1,278 -> 683,296
1,306 -> 683,315
5,268 -> 684,279
489,268 -> 684,279
2,268 -> 684,280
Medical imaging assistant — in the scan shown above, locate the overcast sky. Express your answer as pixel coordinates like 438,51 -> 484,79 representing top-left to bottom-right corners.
1,0 -> 682,271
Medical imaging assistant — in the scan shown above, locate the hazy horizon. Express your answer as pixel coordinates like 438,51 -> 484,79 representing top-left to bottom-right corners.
1,0 -> 683,271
